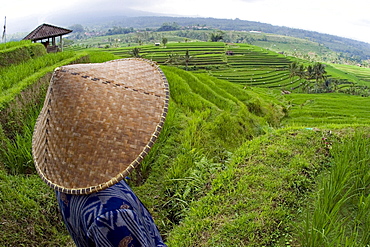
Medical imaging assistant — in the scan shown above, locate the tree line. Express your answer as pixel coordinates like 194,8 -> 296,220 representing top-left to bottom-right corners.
289,61 -> 332,93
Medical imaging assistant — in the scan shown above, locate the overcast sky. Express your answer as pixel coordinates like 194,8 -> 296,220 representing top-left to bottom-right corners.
1,0 -> 370,44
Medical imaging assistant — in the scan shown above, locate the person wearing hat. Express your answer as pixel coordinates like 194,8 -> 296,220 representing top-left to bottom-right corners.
32,58 -> 169,247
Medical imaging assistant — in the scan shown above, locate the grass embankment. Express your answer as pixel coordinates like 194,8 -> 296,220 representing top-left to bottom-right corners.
164,126 -> 370,246
132,66 -> 287,235
298,130 -> 370,246
165,127 -> 333,246
0,41 -> 46,67
0,50 -> 90,173
0,51 -> 89,108
132,66 -> 370,246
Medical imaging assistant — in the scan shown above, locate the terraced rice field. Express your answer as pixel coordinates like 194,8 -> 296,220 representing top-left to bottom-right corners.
282,93 -> 370,126
102,42 -> 305,90
212,44 -> 304,89
329,64 -> 370,86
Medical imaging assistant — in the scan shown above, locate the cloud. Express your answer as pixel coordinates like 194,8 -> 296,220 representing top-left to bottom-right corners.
75,0 -> 158,10
1,0 -> 370,43
237,0 -> 267,2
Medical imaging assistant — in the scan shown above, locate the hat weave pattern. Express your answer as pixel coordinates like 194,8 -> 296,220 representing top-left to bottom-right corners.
32,58 -> 169,194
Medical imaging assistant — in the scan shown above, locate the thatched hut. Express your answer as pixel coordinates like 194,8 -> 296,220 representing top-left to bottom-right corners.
23,23 -> 72,52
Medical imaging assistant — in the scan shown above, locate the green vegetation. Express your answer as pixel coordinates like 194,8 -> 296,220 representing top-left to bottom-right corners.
133,66 -> 286,237
0,42 -> 90,246
297,130 -> 370,246
85,41 -> 368,95
165,127 -> 331,246
0,170 -> 72,245
0,51 -> 88,106
65,17 -> 370,65
0,40 -> 32,51
0,41 -> 46,67
90,42 -> 302,90
1,40 -> 369,246
282,93 -> 370,126
330,63 -> 370,85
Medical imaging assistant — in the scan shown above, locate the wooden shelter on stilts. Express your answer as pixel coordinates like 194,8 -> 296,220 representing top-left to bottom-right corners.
23,23 -> 72,52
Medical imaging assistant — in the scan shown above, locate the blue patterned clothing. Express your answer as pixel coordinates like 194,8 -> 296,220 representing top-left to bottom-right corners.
56,180 -> 167,247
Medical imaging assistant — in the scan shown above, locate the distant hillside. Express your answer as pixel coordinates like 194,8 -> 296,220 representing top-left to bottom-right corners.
66,16 -> 370,61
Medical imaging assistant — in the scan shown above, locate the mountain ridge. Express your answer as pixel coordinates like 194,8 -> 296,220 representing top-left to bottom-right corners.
50,11 -> 370,61
7,7 -> 370,61
75,15 -> 370,61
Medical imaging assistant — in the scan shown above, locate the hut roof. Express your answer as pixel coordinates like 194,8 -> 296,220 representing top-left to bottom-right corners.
23,23 -> 72,41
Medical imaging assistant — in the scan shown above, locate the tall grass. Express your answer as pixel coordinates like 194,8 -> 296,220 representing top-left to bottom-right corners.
165,127 -> 336,246
134,66 -> 288,238
0,42 -> 46,67
0,51 -> 76,92
282,93 -> 370,127
0,40 -> 31,50
0,72 -> 49,174
0,51 -> 89,175
0,51 -> 88,109
0,170 -> 72,246
0,103 -> 40,174
298,130 -> 370,246
85,50 -> 121,63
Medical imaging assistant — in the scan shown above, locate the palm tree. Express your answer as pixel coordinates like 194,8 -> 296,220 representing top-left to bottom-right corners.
165,53 -> 180,65
130,47 -> 141,58
289,62 -> 307,82
298,64 -> 306,79
289,61 -> 300,82
306,65 -> 314,80
181,50 -> 192,70
210,31 -> 224,42
312,62 -> 327,84
301,80 -> 311,93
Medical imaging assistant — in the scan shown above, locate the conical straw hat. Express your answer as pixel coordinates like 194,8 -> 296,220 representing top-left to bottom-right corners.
32,58 -> 169,194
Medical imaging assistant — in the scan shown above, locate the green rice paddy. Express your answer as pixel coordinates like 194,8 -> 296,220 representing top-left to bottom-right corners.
330,63 -> 370,85
98,42 -> 307,90
282,93 -> 370,126
97,41 -> 369,93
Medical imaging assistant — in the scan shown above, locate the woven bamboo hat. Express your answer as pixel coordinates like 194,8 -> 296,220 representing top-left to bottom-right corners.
32,58 -> 169,195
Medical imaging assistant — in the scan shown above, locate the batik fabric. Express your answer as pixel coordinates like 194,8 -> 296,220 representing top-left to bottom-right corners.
56,180 -> 167,247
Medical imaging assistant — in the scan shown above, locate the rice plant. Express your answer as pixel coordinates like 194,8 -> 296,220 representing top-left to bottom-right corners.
0,49 -> 88,175
298,130 -> 370,246
1,121 -> 34,174
0,42 -> 46,67
0,51 -> 88,108
0,40 -> 31,50
0,100 -> 41,174
134,65 -> 288,239
85,50 -> 120,63
0,51 -> 76,92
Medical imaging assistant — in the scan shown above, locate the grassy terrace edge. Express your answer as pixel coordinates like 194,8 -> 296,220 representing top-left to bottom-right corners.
163,125 -> 370,246
0,42 -> 46,67
0,52 -> 89,109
